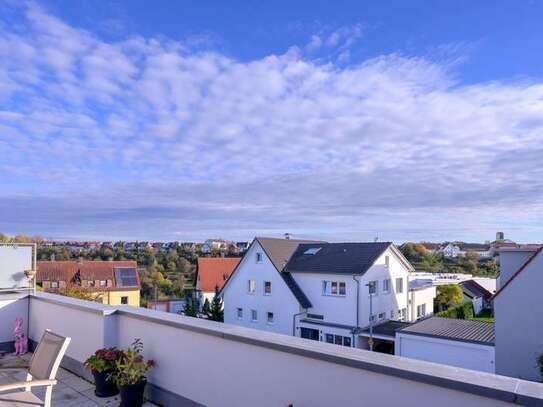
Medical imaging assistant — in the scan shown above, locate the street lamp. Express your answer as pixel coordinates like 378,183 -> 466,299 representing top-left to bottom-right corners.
365,282 -> 375,351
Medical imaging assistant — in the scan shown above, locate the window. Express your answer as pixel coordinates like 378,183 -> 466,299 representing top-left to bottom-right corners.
417,304 -> 426,318
307,313 -> 324,320
368,280 -> 377,295
399,308 -> 407,322
99,280 -> 107,287
369,314 -> 376,322
248,280 -> 256,294
322,281 -> 346,296
390,310 -> 395,319
395,278 -> 403,294
267,312 -> 274,324
256,252 -> 263,263
251,309 -> 258,322
382,279 -> 391,293
378,312 -> 386,320
121,296 -> 128,305
264,281 -> 272,295
51,281 -> 59,288
237,308 -> 243,319
326,334 -> 352,347
385,255 -> 390,267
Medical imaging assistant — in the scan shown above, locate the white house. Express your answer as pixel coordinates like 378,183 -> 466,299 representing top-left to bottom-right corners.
494,245 -> 543,382
222,237 -> 436,350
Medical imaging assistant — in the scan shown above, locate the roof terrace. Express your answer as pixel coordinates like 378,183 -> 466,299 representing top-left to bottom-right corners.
0,291 -> 542,406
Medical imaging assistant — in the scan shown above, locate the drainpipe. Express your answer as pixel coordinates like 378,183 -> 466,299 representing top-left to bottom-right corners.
292,310 -> 307,337
352,276 -> 361,347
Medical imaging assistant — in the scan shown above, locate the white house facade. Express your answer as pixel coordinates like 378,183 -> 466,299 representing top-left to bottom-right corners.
494,246 -> 543,382
222,238 -> 436,350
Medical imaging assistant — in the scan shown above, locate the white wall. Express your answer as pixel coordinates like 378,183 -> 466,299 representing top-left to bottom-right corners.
495,250 -> 543,381
497,250 -> 534,289
396,333 -> 495,373
2,292 -> 540,406
28,294 -> 115,363
223,240 -> 301,335
409,285 -> 436,321
0,293 -> 29,344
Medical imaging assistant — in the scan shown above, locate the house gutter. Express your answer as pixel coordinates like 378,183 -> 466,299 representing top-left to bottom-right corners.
352,276 -> 361,346
292,310 -> 307,337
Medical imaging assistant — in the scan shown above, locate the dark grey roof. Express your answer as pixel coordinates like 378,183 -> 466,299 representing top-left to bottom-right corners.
256,237 -> 324,271
284,242 -> 392,275
300,319 -> 356,331
360,320 -> 412,338
398,317 -> 495,345
459,280 -> 492,300
280,272 -> 312,308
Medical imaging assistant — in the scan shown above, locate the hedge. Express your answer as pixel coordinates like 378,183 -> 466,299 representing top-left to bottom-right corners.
436,301 -> 474,320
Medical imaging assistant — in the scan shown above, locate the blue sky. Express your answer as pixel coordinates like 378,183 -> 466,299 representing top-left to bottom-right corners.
1,0 -> 543,243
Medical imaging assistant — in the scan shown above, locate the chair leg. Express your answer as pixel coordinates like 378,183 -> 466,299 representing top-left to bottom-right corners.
25,372 -> 32,392
44,385 -> 53,407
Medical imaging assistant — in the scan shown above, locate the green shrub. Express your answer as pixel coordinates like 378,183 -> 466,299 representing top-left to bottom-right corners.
436,301 -> 474,319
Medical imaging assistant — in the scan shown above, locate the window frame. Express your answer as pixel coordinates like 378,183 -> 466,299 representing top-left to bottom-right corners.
251,309 -> 258,322
248,279 -> 256,294
256,252 -> 263,263
264,281 -> 272,295
395,278 -> 404,294
120,296 -> 128,305
236,307 -> 243,320
50,281 -> 59,289
368,280 -> 378,295
266,311 -> 274,324
322,280 -> 347,297
382,278 -> 391,294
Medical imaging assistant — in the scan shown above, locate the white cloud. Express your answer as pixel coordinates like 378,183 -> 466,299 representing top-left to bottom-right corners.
1,4 -> 543,241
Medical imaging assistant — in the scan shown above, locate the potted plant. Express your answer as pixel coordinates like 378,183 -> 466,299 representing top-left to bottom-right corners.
84,347 -> 123,397
112,339 -> 155,407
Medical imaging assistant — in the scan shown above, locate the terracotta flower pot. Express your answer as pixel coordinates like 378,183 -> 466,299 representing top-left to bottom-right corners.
119,380 -> 147,407
92,370 -> 118,398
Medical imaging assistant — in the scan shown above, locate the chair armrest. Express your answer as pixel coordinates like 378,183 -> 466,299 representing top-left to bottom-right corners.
0,379 -> 57,392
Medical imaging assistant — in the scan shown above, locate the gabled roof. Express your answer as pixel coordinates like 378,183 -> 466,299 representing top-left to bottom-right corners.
284,242 -> 392,275
255,237 -> 324,271
493,244 -> 543,299
36,260 -> 140,289
459,280 -> 492,301
398,317 -> 495,345
197,257 -> 241,292
280,272 -> 312,308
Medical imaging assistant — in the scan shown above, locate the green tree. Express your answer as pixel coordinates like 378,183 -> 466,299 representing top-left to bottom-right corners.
435,284 -> 464,312
538,352 -> 543,382
208,286 -> 224,322
183,300 -> 198,317
202,298 -> 211,317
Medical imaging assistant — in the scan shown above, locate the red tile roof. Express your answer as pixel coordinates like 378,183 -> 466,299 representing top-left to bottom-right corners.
197,257 -> 241,292
36,260 -> 139,289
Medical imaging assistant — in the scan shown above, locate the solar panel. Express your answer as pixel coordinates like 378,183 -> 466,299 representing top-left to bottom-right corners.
114,267 -> 138,287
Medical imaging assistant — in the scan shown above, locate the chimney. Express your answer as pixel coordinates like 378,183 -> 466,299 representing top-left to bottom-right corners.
284,233 -> 291,240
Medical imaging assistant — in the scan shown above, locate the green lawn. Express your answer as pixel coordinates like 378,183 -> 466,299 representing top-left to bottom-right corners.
471,309 -> 494,322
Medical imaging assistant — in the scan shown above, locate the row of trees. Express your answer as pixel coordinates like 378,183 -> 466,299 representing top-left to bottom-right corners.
401,243 -> 499,276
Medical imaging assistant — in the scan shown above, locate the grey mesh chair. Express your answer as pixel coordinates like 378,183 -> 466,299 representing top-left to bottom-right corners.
0,330 -> 71,407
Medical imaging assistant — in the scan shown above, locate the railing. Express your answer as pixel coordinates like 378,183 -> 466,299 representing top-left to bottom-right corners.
2,292 -> 542,406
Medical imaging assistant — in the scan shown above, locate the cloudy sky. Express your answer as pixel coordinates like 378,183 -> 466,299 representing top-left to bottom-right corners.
1,1 -> 543,243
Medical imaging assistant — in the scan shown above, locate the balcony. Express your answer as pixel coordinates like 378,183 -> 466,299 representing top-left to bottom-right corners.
1,291 -> 542,406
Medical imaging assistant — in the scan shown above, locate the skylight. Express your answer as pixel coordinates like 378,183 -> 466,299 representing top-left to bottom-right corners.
304,247 -> 321,255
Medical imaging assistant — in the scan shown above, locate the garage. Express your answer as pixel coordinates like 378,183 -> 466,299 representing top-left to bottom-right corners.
395,317 -> 495,373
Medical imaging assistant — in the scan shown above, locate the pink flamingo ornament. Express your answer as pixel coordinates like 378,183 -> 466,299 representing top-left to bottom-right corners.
13,318 -> 27,355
